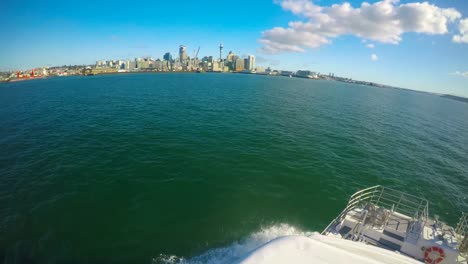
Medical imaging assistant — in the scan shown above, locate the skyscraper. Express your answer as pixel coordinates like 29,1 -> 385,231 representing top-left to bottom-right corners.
179,45 -> 188,64
163,52 -> 172,62
227,51 -> 235,62
246,55 -> 255,71
163,52 -> 173,71
219,43 -> 223,62
235,58 -> 245,71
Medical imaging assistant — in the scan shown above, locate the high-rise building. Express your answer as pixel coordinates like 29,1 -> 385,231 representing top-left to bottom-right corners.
212,61 -> 221,72
219,43 -> 223,62
179,46 -> 188,64
129,61 -> 137,70
138,59 -> 150,69
154,59 -> 164,71
235,58 -> 245,71
226,52 -> 239,71
202,56 -> 213,63
126,60 -> 131,70
163,52 -> 173,70
227,51 -> 235,62
96,60 -> 106,67
163,52 -> 172,61
246,55 -> 255,71
116,60 -> 126,70
135,58 -> 143,69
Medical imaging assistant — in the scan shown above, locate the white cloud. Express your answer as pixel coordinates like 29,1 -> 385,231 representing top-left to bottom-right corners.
451,71 -> 468,77
453,19 -> 468,43
371,54 -> 379,61
367,43 -> 375,48
260,0 -> 464,53
256,55 -> 281,66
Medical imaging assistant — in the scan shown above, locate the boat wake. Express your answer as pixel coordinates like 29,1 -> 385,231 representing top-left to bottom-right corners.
152,224 -> 313,264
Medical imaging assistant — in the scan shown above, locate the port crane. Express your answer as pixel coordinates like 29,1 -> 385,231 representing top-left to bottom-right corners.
195,46 -> 200,61
191,46 -> 200,71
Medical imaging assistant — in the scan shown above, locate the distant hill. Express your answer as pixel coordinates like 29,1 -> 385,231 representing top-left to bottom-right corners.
440,94 -> 468,103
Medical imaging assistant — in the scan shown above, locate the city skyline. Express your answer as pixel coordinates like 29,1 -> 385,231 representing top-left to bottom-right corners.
91,45 -> 258,73
1,0 -> 468,96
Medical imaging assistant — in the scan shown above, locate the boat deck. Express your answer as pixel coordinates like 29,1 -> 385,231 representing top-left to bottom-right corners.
322,186 -> 467,264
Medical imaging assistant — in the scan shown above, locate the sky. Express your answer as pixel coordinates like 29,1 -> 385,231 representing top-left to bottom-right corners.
1,0 -> 467,96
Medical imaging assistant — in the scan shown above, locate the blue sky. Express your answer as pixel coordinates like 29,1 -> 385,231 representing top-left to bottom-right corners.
1,0 -> 467,96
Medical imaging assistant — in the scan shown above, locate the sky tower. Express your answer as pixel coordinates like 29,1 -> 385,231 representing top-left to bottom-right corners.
219,42 -> 223,62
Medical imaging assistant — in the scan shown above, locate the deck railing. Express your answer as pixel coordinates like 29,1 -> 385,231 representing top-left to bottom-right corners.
456,212 -> 468,237
322,185 -> 429,234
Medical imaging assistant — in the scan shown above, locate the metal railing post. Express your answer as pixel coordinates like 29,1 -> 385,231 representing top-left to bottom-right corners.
395,193 -> 403,213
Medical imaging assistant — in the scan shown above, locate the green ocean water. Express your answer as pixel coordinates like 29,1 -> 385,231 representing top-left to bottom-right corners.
0,73 -> 467,263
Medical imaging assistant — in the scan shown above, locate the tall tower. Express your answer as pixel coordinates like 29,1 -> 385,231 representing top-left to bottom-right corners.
246,55 -> 255,71
179,45 -> 188,64
219,42 -> 223,62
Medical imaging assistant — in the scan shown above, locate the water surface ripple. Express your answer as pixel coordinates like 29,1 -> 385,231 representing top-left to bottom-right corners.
0,73 -> 467,263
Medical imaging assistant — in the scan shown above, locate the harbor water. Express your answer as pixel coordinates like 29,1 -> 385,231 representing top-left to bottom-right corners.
0,73 -> 467,263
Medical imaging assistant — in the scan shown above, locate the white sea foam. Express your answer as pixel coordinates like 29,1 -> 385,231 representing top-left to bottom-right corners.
154,224 -> 422,264
153,224 -> 312,264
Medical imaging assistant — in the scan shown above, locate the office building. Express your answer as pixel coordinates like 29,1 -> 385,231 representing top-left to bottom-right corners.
179,46 -> 188,64
245,55 -> 255,71
235,58 -> 245,71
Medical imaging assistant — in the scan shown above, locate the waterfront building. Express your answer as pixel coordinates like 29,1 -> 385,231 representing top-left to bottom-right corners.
173,59 -> 181,69
296,70 -> 318,79
212,61 -> 221,72
235,58 -> 245,71
96,60 -> 106,67
129,61 -> 137,70
138,58 -> 152,69
179,45 -> 188,64
201,56 -> 212,63
226,61 -> 234,71
163,53 -> 173,70
226,52 -> 239,71
245,55 -> 255,71
281,70 -> 294,76
135,58 -> 143,69
227,51 -> 235,62
125,60 -> 131,70
202,61 -> 210,71
256,66 -> 265,73
153,59 -> 164,71
148,58 -> 155,68
116,60 -> 126,70
163,52 -> 172,61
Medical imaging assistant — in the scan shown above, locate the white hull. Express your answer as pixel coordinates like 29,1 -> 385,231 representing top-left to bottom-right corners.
239,233 -> 421,264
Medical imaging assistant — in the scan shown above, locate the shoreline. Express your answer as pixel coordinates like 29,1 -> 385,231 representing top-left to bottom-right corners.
3,77 -> 46,83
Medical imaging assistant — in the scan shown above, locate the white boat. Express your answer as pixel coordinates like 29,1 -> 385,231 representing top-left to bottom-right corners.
239,186 -> 467,264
